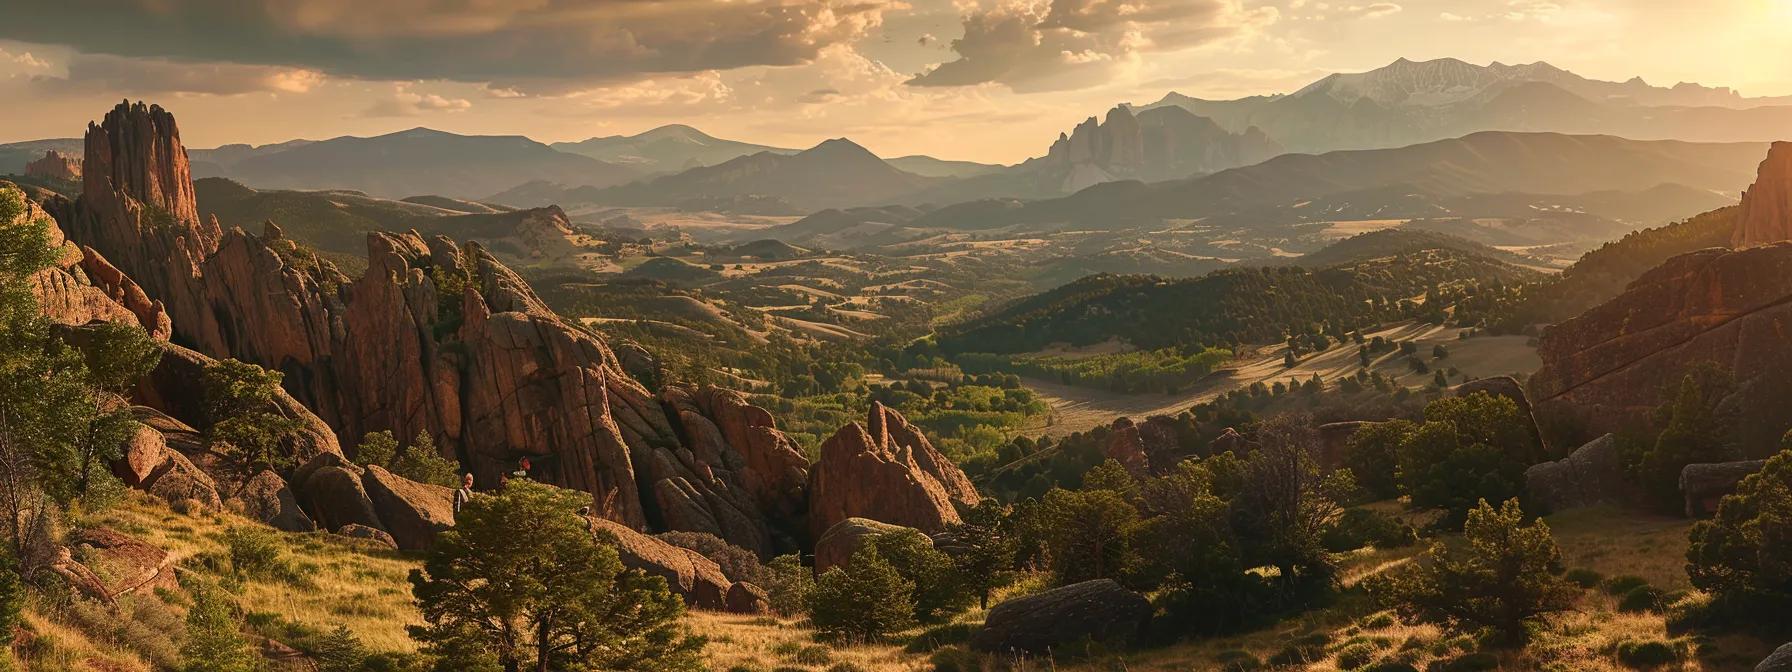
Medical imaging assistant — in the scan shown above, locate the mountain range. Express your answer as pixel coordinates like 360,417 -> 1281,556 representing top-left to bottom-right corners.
1147,57 -> 1792,153
912,131 -> 1766,231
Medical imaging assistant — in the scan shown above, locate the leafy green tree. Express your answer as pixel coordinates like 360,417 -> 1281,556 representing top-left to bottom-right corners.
360,430 -> 460,487
408,480 -> 704,672
1039,485 -> 1140,585
1376,498 -> 1578,645
808,545 -> 916,642
1635,366 -> 1739,511
1231,415 -> 1339,597
1134,461 -> 1254,634
1343,420 -> 1413,501
313,625 -> 369,672
201,358 -> 305,478
393,431 -> 459,487
938,499 -> 1018,609
181,585 -> 260,672
1686,446 -> 1792,618
0,185 -> 141,566
760,553 -> 814,617
868,529 -> 970,623
1396,394 -> 1531,525
354,431 -> 400,468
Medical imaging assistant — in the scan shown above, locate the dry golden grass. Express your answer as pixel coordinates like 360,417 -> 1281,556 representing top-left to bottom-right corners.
75,490 -> 424,653
694,612 -> 933,671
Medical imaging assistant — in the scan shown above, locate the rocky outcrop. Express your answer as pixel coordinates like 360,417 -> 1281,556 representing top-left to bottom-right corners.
1038,106 -> 1281,193
590,517 -> 732,611
725,582 -> 771,615
132,339 -> 341,468
361,465 -> 454,551
48,100 -> 955,560
1758,642 -> 1792,672
1734,142 -> 1792,248
298,461 -> 383,533
808,402 -> 979,538
1210,427 -> 1247,455
1524,434 -> 1626,512
1102,418 -> 1151,478
66,527 -> 176,598
646,385 -> 811,556
3,182 -> 169,339
335,523 -> 397,550
1455,376 -> 1546,458
969,579 -> 1152,656
1530,243 -> 1792,450
141,450 -> 222,513
234,471 -> 314,533
813,517 -> 913,574
1680,459 -> 1768,517
25,150 -> 82,182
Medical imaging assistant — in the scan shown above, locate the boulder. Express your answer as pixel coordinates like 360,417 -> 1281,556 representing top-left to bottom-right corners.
725,582 -> 771,615
1524,434 -> 1626,513
1209,427 -> 1247,455
233,470 -> 314,533
1757,642 -> 1792,672
114,419 -> 169,486
814,517 -> 912,574
300,465 -> 384,533
67,527 -> 176,598
808,403 -> 979,539
361,465 -> 455,551
969,579 -> 1152,656
1680,459 -> 1769,517
335,524 -> 397,550
590,518 -> 731,611
141,451 -> 222,513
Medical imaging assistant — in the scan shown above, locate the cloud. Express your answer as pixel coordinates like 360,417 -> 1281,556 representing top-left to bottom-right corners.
0,47 -> 50,69
0,0 -> 898,94
29,52 -> 323,95
361,87 -> 472,117
1356,3 -> 1403,18
908,0 -> 1275,91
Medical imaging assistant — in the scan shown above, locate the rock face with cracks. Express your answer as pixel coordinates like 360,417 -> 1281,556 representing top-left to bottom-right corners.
808,402 -> 979,539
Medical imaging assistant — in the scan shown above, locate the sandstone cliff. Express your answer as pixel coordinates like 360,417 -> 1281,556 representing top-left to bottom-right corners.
1529,244 -> 1792,451
1732,142 -> 1792,247
52,101 -> 821,555
808,402 -> 979,538
24,150 -> 82,182
1039,106 -> 1281,193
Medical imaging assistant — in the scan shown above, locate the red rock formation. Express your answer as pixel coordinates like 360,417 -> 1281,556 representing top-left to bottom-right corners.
808,402 -> 979,538
53,103 -> 645,524
1529,243 -> 1792,450
1102,418 -> 1151,478
1733,142 -> 1792,248
591,517 -> 733,611
24,150 -> 82,182
647,385 -> 810,555
3,182 -> 169,338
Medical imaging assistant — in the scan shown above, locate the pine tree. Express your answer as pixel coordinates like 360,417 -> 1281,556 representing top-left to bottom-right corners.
180,586 -> 259,672
808,545 -> 916,642
1377,498 -> 1578,645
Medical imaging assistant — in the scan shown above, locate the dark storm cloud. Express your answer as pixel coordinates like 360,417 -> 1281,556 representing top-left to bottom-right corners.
0,0 -> 895,94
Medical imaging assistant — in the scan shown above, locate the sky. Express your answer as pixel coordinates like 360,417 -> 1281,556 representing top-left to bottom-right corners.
2,0 -> 1791,164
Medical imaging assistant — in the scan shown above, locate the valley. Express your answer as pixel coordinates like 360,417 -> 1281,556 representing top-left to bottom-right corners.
0,35 -> 1790,672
